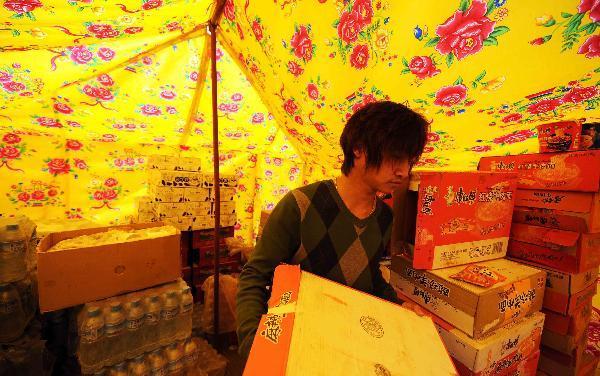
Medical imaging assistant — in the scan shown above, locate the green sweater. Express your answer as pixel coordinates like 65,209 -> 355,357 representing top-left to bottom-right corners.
236,180 -> 399,359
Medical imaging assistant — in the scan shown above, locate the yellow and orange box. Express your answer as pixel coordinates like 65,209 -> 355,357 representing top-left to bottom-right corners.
538,341 -> 598,376
508,223 -> 600,274
537,121 -> 582,153
390,256 -> 546,339
478,150 -> 600,192
512,206 -> 600,233
395,288 -> 544,376
395,171 -> 517,270
244,265 -> 457,376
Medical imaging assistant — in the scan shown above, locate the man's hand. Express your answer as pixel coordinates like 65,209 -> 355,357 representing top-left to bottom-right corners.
401,301 -> 428,317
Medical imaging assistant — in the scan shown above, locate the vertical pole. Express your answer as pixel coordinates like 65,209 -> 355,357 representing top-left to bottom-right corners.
209,21 -> 221,348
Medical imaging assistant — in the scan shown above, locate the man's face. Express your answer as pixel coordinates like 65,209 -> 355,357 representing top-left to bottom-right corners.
354,150 -> 411,193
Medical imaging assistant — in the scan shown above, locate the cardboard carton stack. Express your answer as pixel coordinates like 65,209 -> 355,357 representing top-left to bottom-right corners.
479,150 -> 600,375
389,171 -> 546,375
138,155 -> 238,231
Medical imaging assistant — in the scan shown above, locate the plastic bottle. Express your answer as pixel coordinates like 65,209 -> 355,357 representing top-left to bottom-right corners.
182,338 -> 199,369
178,287 -> 193,336
144,294 -> 162,347
161,291 -> 180,339
0,223 -> 27,283
104,301 -> 126,363
79,305 -> 105,366
109,361 -> 128,376
0,283 -> 25,342
147,348 -> 168,376
165,343 -> 184,376
125,297 -> 145,354
129,354 -> 150,376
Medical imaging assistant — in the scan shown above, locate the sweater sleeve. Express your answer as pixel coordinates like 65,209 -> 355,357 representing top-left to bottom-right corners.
373,206 -> 400,304
236,192 -> 301,360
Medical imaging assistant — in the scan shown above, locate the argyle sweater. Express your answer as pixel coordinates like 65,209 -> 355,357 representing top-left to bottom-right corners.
236,180 -> 399,359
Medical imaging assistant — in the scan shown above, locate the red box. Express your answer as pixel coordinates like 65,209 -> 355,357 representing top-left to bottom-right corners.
508,224 -> 600,273
512,206 -> 600,233
537,121 -> 582,153
478,150 -> 600,192
514,189 -> 599,214
394,171 -> 517,269
544,298 -> 593,339
543,282 -> 597,315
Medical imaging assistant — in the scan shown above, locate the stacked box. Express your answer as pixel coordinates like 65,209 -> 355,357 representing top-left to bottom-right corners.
388,260 -> 546,376
479,150 -> 600,375
139,155 -> 238,231
392,171 -> 518,269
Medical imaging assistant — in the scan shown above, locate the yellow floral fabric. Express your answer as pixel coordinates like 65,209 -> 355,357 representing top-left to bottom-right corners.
1,0 -> 599,241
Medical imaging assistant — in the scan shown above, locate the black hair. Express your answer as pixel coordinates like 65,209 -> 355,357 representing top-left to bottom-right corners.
340,101 -> 429,175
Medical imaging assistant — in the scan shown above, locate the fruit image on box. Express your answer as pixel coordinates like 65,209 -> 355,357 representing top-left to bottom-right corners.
514,189 -> 599,214
537,121 -> 582,153
244,265 -> 457,376
390,256 -> 546,339
437,312 -> 544,376
395,171 -> 517,269
36,223 -> 181,312
512,206 -> 600,234
478,150 -> 600,192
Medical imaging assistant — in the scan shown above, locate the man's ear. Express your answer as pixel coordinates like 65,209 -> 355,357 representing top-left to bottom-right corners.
353,148 -> 364,159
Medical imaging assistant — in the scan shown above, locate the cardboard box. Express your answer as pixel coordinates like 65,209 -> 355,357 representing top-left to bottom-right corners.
439,312 -> 544,375
394,288 -> 544,376
542,328 -> 588,355
184,188 -> 211,202
542,266 -> 598,297
154,202 -> 212,219
514,189 -> 600,214
543,298 -> 593,338
210,187 -> 236,202
137,211 -> 155,222
244,265 -> 457,376
37,223 -> 181,312
537,121 -> 582,153
202,174 -> 238,188
148,170 -> 202,188
507,230 -> 600,274
215,201 -> 236,215
390,256 -> 546,339
512,206 -> 600,233
146,155 -> 202,172
394,171 -> 517,269
544,282 -> 597,315
538,343 -> 597,376
453,349 -> 540,376
148,186 -> 186,203
478,150 -> 600,192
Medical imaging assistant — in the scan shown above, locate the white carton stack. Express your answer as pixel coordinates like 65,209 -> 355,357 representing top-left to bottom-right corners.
138,155 -> 238,231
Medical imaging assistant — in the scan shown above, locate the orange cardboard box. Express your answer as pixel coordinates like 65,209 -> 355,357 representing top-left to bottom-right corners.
538,342 -> 597,376
394,171 -> 517,270
537,121 -> 582,153
543,280 -> 597,316
244,265 -> 457,376
390,256 -> 546,339
37,223 -> 181,312
512,206 -> 600,233
508,226 -> 600,274
453,349 -> 540,376
542,328 -> 588,356
514,189 -> 600,215
478,150 -> 600,192
543,298 -> 593,338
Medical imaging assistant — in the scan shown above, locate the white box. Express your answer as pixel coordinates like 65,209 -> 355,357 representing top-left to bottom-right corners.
148,170 -> 202,188
149,186 -> 186,203
202,174 -> 238,188
184,188 -> 211,202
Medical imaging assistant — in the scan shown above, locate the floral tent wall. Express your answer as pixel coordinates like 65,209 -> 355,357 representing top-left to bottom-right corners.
0,0 -> 599,242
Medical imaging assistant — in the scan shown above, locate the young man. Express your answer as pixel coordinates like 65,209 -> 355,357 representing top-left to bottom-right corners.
236,101 -> 429,359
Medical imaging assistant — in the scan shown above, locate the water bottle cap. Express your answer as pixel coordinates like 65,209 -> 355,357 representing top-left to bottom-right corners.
87,306 -> 101,316
109,301 -> 122,311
